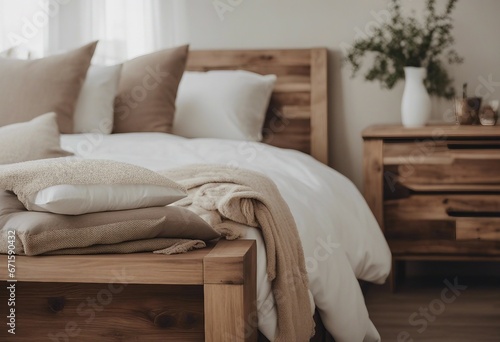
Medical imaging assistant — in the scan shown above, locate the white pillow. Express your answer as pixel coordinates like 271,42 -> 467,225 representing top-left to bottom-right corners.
73,64 -> 122,134
173,70 -> 277,141
0,158 -> 187,216
29,184 -> 185,215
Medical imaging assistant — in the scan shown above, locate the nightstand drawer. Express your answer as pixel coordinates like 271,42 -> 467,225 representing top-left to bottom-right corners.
385,194 -> 500,243
385,219 -> 500,242
384,140 -> 500,185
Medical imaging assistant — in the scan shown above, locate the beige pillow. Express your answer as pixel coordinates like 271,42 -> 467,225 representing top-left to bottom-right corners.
0,113 -> 72,165
0,190 -> 220,256
0,41 -> 98,133
113,45 -> 189,133
0,158 -> 187,215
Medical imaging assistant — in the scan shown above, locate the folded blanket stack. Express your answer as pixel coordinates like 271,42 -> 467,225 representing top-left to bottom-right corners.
0,190 -> 214,255
0,159 -> 220,256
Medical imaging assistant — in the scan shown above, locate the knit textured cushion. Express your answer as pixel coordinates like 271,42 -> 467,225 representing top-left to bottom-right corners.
0,158 -> 187,215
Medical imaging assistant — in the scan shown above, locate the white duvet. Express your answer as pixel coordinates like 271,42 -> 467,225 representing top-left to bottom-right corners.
61,133 -> 391,342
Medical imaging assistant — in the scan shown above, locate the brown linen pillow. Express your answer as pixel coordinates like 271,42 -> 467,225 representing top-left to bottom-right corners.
0,41 -> 98,133
0,190 -> 220,256
113,44 -> 189,133
0,112 -> 72,165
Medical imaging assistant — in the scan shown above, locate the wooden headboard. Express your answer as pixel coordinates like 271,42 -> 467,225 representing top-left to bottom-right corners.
186,48 -> 329,165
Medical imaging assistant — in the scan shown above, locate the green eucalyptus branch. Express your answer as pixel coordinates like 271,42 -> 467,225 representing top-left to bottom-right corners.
345,0 -> 463,99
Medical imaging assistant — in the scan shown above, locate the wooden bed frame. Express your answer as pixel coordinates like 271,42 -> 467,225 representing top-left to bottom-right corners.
0,48 -> 329,341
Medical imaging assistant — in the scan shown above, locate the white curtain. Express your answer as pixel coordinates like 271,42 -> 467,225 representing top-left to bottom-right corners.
53,0 -> 189,64
0,0 -> 189,62
93,0 -> 158,63
0,0 -> 49,58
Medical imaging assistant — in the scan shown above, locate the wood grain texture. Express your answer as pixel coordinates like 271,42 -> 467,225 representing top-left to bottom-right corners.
385,194 -> 500,222
389,240 -> 500,255
0,249 -> 211,285
362,124 -> 500,139
204,285 -> 252,342
456,219 -> 500,241
363,139 -> 384,229
384,140 -> 500,165
204,240 -> 256,285
384,139 -> 500,184
399,162 -> 500,185
204,240 -> 257,342
385,194 -> 500,254
0,282 -> 204,341
310,48 -> 329,164
393,255 -> 500,262
187,49 -> 313,68
187,48 -> 329,164
403,183 -> 500,192
385,220 -> 456,240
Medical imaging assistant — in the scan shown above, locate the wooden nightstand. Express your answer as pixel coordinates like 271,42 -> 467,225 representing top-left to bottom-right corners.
362,124 -> 500,290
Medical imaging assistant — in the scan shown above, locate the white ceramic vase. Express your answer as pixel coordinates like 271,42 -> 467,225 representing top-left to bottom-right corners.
401,67 -> 431,127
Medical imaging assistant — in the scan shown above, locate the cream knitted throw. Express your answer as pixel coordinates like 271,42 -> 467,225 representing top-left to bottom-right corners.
160,165 -> 315,342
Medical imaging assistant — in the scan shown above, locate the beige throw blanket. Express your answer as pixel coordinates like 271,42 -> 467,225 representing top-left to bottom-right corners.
160,165 -> 315,342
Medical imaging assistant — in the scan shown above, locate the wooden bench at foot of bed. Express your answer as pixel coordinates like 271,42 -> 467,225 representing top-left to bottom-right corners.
0,240 -> 257,342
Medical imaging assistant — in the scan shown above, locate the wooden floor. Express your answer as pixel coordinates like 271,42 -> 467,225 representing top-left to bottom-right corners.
364,276 -> 500,342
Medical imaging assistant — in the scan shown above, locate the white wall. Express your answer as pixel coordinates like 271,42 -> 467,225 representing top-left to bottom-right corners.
181,0 -> 500,189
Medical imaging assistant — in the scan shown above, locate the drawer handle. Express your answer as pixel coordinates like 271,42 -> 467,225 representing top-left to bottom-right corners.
447,143 -> 500,150
47,297 -> 66,313
447,210 -> 500,218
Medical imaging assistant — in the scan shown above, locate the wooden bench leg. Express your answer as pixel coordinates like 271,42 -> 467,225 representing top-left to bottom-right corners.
204,240 -> 257,342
